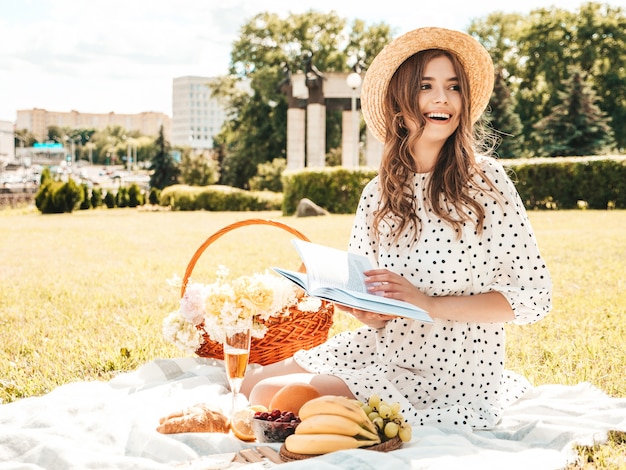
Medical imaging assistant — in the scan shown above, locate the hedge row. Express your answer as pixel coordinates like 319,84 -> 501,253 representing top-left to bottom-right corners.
159,184 -> 282,211
117,156 -> 625,214
280,156 -> 626,214
281,167 -> 376,215
503,156 -> 626,210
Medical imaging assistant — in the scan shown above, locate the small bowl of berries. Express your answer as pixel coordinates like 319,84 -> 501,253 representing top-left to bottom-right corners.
251,409 -> 301,443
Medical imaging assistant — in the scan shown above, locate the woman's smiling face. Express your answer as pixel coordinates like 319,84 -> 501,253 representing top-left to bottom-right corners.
406,54 -> 462,144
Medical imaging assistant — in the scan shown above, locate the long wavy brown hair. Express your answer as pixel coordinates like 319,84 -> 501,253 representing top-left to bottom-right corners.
372,49 -> 498,242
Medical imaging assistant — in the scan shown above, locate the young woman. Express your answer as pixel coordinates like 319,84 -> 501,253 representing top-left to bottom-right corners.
241,27 -> 552,430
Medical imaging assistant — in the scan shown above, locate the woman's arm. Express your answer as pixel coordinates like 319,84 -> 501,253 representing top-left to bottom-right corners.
363,268 -> 515,323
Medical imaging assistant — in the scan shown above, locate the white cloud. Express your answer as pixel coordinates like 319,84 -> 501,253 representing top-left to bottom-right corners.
1,0 -> 623,121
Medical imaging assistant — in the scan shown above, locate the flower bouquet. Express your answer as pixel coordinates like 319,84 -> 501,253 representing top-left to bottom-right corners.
161,218 -> 335,365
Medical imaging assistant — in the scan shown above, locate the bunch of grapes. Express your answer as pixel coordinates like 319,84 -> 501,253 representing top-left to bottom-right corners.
359,394 -> 412,443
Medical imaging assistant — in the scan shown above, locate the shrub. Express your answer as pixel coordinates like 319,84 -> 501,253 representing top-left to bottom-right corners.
103,191 -> 116,209
249,158 -> 286,192
280,156 -> 626,215
159,184 -> 282,211
281,167 -> 377,215
35,179 -> 83,214
128,183 -> 143,207
79,184 -> 91,210
116,187 -> 129,208
503,156 -> 626,210
90,187 -> 103,208
148,187 -> 160,205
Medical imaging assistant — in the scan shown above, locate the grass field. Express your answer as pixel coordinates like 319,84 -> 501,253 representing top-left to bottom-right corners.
1,207 -> 625,468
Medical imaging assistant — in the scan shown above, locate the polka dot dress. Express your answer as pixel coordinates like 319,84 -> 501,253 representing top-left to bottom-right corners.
294,156 -> 552,431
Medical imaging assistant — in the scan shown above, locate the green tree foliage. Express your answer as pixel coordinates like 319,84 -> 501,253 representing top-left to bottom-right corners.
576,3 -> 626,150
79,184 -> 91,210
35,178 -> 83,214
472,3 -> 626,155
103,191 -> 116,208
489,69 -> 524,158
179,150 -> 220,186
90,187 -> 103,208
116,186 -> 129,208
469,14 -> 524,157
127,184 -> 143,207
148,187 -> 160,205
149,125 -> 179,190
532,66 -> 614,156
249,158 -> 286,192
14,129 -> 36,147
212,11 -> 393,188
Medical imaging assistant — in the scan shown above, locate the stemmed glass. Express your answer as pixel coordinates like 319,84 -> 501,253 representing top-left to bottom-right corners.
223,327 -> 251,415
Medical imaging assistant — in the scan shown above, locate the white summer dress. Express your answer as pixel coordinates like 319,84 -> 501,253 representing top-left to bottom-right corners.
293,156 -> 552,430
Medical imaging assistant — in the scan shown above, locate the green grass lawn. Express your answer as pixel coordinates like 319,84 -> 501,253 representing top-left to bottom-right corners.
1,207 -> 625,468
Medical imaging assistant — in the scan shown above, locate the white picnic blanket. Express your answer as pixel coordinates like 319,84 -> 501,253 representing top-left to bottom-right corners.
1,357 -> 625,470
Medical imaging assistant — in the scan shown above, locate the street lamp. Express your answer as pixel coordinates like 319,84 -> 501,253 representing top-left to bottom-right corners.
64,135 -> 78,166
346,71 -> 362,168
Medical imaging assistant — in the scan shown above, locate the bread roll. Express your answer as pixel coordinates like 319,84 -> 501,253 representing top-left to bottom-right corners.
157,403 -> 230,434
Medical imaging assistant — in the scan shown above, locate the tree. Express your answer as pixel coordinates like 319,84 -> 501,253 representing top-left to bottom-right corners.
212,11 -> 393,188
472,3 -> 626,156
149,125 -> 179,190
532,66 -> 614,156
14,129 -> 36,147
179,149 -> 220,186
575,2 -> 626,150
469,14 -> 525,157
489,69 -> 524,158
249,158 -> 286,192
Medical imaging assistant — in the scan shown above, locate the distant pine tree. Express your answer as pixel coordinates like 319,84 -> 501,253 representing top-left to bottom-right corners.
488,68 -> 524,158
532,66 -> 615,156
149,125 -> 180,190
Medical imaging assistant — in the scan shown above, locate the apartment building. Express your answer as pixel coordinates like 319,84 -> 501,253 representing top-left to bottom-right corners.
171,76 -> 229,151
15,109 -> 171,143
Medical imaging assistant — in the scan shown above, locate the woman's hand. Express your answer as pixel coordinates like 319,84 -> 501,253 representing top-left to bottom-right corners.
339,306 -> 392,329
364,268 -> 431,308
336,269 -> 431,329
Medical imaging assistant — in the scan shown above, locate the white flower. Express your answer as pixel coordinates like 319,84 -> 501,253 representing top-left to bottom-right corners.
297,296 -> 323,312
163,267 -> 312,353
162,310 -> 202,354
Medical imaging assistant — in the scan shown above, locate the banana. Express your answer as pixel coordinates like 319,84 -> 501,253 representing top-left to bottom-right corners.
284,433 -> 381,455
298,395 -> 378,436
295,414 -> 381,442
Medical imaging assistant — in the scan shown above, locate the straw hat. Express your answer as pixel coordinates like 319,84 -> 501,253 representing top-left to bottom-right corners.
361,27 -> 494,143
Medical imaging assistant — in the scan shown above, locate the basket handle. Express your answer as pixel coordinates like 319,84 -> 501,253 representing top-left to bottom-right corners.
181,218 -> 311,297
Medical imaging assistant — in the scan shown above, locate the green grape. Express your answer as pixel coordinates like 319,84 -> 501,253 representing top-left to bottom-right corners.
384,421 -> 399,439
390,402 -> 402,414
392,412 -> 404,424
361,404 -> 373,415
398,424 -> 412,442
378,403 -> 392,419
368,394 -> 381,410
373,417 -> 384,430
368,411 -> 380,422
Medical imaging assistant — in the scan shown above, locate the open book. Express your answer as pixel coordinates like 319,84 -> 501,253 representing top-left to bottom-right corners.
273,239 -> 432,323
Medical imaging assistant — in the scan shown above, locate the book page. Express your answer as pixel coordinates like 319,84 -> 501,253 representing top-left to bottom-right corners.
293,240 -> 373,293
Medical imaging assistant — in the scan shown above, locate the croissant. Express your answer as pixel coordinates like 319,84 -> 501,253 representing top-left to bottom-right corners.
157,403 -> 230,434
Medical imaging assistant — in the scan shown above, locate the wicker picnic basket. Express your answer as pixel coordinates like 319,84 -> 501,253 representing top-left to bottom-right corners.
180,218 -> 334,366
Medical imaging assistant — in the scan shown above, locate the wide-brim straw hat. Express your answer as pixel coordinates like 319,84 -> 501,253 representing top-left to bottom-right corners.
361,27 -> 495,143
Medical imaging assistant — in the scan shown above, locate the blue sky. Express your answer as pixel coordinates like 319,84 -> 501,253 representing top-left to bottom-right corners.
1,0 -> 624,122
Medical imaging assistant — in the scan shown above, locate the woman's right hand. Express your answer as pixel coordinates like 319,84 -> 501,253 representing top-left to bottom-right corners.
337,305 -> 392,329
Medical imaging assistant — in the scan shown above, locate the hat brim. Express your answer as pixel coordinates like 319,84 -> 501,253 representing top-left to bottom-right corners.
361,27 -> 494,143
